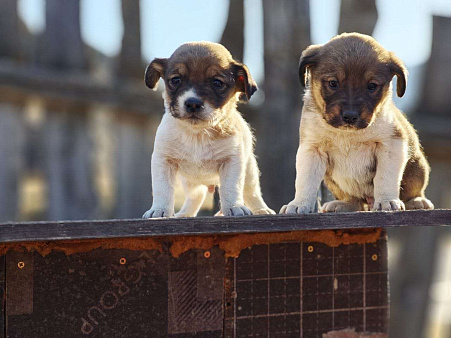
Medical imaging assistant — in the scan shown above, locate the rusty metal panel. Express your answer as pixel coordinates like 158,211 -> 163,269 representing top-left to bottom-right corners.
167,247 -> 224,335
6,251 -> 33,315
6,249 -> 170,337
224,233 -> 388,337
0,255 -> 5,338
3,230 -> 388,338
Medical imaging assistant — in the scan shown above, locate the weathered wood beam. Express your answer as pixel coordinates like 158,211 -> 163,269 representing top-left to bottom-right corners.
0,209 -> 449,243
0,61 -> 165,115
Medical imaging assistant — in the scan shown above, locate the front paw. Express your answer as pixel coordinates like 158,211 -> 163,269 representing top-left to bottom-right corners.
222,205 -> 252,216
372,199 -> 405,212
142,207 -> 173,218
279,199 -> 317,214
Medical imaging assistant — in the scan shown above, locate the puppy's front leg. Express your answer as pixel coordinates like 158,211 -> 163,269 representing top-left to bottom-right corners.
142,153 -> 177,218
280,145 -> 326,214
219,156 -> 252,216
372,140 -> 407,211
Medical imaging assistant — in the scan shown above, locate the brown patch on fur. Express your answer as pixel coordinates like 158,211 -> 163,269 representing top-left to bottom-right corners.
392,125 -> 404,139
400,156 -> 429,202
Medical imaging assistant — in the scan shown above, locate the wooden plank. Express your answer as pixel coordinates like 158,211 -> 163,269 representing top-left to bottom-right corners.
0,209 -> 449,243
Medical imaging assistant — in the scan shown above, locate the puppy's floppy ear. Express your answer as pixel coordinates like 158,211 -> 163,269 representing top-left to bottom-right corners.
234,63 -> 258,100
145,58 -> 167,90
389,52 -> 408,97
299,44 -> 321,87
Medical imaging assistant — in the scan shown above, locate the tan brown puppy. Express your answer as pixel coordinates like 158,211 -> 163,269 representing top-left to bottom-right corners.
142,42 -> 274,218
281,33 -> 433,214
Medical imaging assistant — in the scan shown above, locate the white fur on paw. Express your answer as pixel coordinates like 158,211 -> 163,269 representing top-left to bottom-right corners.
142,208 -> 173,218
405,197 -> 434,210
321,200 -> 362,213
253,208 -> 276,215
280,200 -> 316,214
372,199 -> 405,212
222,205 -> 252,216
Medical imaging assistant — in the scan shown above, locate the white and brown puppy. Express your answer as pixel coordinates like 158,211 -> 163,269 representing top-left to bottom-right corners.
142,42 -> 274,218
281,33 -> 434,214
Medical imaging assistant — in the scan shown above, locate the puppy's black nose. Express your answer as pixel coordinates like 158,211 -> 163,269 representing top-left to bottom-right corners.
185,98 -> 203,113
342,110 -> 359,124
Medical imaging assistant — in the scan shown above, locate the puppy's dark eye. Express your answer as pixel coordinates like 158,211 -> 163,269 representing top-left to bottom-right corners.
212,79 -> 224,88
329,80 -> 339,89
367,83 -> 378,91
170,77 -> 181,86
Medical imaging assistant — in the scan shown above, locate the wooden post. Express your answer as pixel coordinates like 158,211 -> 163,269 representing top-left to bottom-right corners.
0,104 -> 24,222
338,0 -> 378,36
117,0 -> 142,80
220,0 -> 244,61
38,0 -> 97,220
113,1 -> 155,219
114,113 -> 154,219
257,0 -> 311,209
37,0 -> 85,70
419,16 -> 451,117
0,0 -> 20,60
0,0 -> 24,222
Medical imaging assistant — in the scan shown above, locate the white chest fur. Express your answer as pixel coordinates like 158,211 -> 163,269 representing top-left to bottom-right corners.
325,140 -> 377,198
154,114 -> 242,185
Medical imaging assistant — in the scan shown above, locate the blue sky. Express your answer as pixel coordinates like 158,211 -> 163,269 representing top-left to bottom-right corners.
17,0 -> 451,84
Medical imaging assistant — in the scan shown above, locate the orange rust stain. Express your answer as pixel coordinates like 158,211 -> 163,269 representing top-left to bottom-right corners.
170,228 -> 383,258
0,237 -> 162,257
0,228 -> 382,258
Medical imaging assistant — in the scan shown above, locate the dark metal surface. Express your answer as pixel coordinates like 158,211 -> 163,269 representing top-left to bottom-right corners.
2,231 -> 388,337
224,235 -> 388,337
6,251 -> 33,315
0,255 -> 4,338
0,209 -> 449,243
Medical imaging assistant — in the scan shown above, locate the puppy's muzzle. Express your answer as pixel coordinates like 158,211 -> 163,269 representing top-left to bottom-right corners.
185,97 -> 204,114
341,109 -> 359,125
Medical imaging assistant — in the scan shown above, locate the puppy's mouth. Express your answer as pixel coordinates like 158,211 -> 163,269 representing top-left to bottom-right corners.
184,114 -> 205,123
